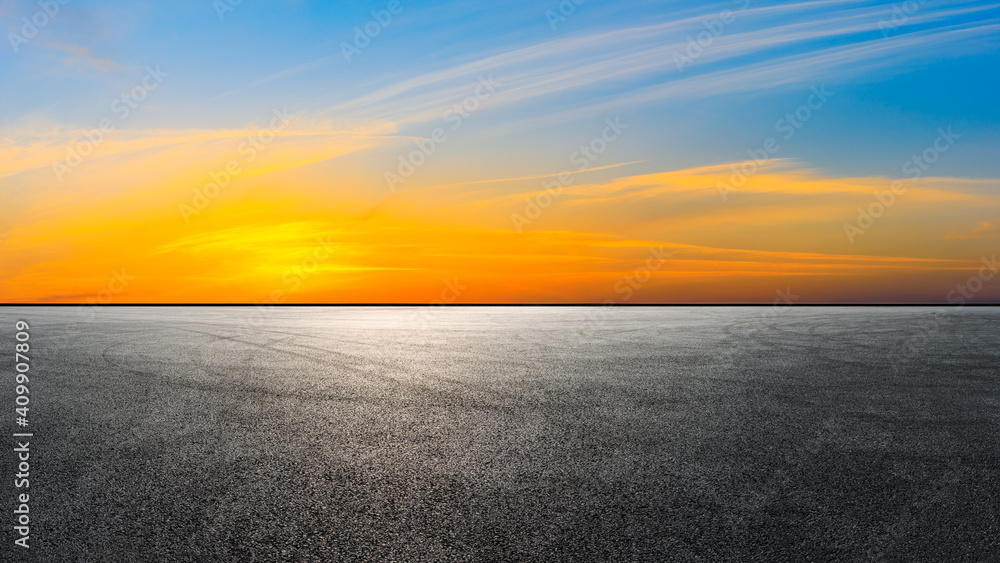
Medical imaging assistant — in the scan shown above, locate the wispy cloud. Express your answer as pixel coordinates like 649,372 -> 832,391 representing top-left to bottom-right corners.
946,220 -> 1000,240
295,1 -> 1000,128
46,41 -> 129,73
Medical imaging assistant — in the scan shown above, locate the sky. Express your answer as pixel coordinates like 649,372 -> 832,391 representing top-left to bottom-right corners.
1,0 -> 999,303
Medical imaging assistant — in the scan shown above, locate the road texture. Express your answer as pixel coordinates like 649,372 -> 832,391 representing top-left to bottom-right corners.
1,306 -> 998,561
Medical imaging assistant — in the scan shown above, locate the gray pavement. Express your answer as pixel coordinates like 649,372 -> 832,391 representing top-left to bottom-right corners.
1,306 -> 998,561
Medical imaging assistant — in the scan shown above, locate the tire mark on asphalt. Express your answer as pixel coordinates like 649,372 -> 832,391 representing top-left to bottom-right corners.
95,327 -> 520,407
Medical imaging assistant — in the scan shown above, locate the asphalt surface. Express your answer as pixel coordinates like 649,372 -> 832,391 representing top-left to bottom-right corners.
1,306 -> 998,562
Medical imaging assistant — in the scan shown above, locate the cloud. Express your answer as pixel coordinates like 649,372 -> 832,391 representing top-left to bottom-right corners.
46,41 -> 129,73
0,120 -> 395,186
3,155 -> 999,302
946,220 -> 1000,240
288,0 -> 1000,128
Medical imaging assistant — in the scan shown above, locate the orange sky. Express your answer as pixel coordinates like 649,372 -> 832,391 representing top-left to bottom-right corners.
1,127 -> 998,303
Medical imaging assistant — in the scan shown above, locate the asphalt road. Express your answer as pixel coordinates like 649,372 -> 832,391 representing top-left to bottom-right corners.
1,306 -> 998,561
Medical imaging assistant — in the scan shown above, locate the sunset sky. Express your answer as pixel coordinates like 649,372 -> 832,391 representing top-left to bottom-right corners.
2,0 -> 999,303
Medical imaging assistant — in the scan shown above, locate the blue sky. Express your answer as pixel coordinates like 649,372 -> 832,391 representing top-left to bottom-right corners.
5,0 -> 999,180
